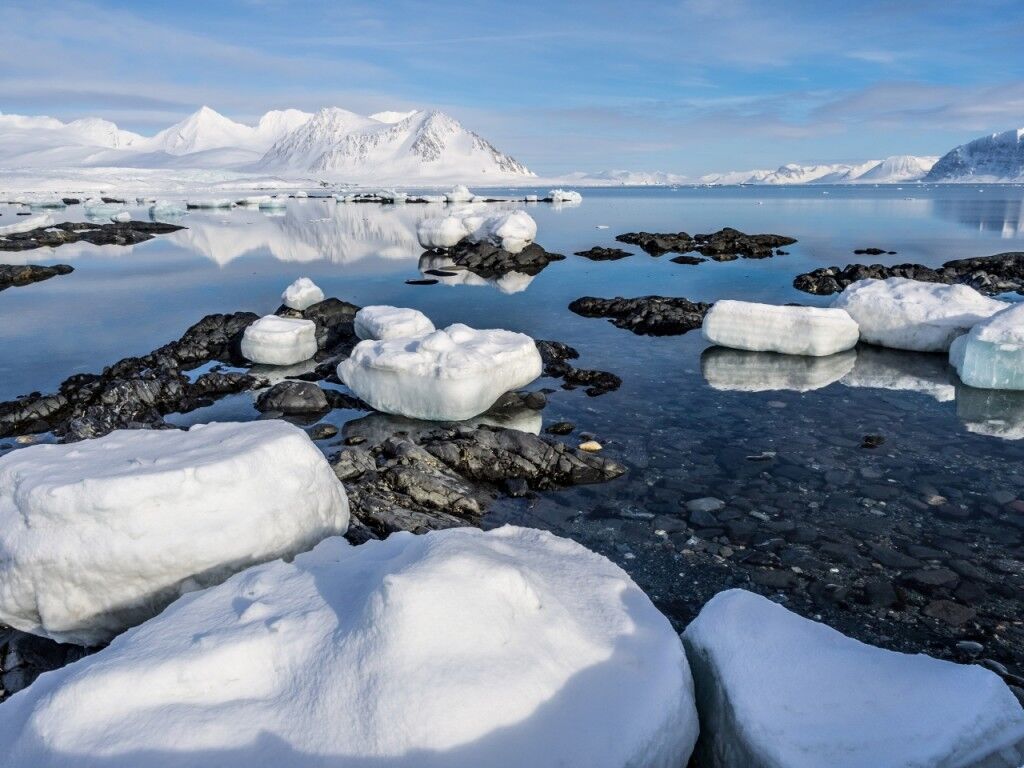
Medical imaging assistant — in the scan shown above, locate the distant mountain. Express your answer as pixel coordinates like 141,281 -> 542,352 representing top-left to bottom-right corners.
925,128 -> 1024,182
257,109 -> 534,181
857,155 -> 938,183
565,170 -> 690,185
144,106 -> 257,155
695,156 -> 937,185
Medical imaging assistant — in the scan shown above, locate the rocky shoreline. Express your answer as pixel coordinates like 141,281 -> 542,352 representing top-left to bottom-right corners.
0,220 -> 184,253
0,264 -> 73,291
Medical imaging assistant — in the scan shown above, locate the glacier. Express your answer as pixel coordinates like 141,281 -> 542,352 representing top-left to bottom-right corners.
240,315 -> 317,365
701,300 -> 859,356
949,303 -> 1024,390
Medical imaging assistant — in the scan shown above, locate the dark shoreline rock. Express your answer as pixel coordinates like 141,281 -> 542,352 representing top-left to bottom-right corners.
0,221 -> 185,253
422,240 -> 565,279
616,227 -> 796,260
536,340 -> 621,396
574,246 -> 632,261
794,251 -> 1024,296
568,296 -> 712,336
0,264 -> 73,291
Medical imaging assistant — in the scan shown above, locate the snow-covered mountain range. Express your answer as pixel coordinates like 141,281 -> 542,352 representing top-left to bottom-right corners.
925,128 -> 1024,182
695,156 -> 939,186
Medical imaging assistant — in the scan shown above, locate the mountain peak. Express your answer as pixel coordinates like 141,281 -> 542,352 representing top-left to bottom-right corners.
926,127 -> 1024,182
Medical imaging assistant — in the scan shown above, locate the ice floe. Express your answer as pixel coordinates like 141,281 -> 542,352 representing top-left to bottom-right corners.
186,198 -> 234,209
445,184 -> 474,203
354,305 -> 435,341
0,526 -> 698,768
548,189 -> 583,204
701,347 -> 856,392
110,211 -> 131,223
832,278 -> 1008,352
339,323 -> 543,420
949,302 -> 1024,390
0,213 -> 53,235
280,276 -> 324,311
702,300 -> 859,356
0,421 -> 349,645
240,315 -> 317,365
683,589 -> 1024,768
148,199 -> 187,217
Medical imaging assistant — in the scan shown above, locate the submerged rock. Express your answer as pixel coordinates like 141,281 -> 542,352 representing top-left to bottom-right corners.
568,295 -> 712,336
0,221 -> 184,253
616,227 -> 795,259
535,339 -> 621,395
0,264 -> 73,291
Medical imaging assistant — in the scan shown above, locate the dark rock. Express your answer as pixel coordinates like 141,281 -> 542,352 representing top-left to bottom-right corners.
0,264 -> 74,291
61,197 -> 80,205
574,246 -> 632,261
669,254 -> 705,265
862,578 -> 899,607
853,248 -> 893,255
903,568 -> 960,591
255,381 -> 329,414
923,600 -> 976,626
278,297 -> 360,352
0,628 -> 93,701
307,423 -> 338,440
568,295 -> 711,336
861,434 -> 885,449
406,279 -> 438,285
615,227 -> 796,259
867,544 -> 922,569
545,421 -> 575,436
749,569 -> 801,589
425,240 -> 565,279
0,221 -> 184,254
534,339 -> 620,394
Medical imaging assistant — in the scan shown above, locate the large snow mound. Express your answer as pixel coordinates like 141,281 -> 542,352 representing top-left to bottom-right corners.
354,305 -> 435,341
240,314 -> 317,365
701,347 -> 855,392
0,526 -> 698,768
702,300 -> 859,356
832,278 -> 1008,352
549,189 -> 583,204
416,207 -> 537,254
683,589 -> 1024,768
0,213 -> 53,235
0,421 -> 349,645
949,303 -> 1024,390
338,323 -> 542,420
280,277 -> 324,311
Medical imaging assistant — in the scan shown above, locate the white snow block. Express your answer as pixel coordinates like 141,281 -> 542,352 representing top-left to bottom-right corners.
259,196 -> 288,209
549,188 -> 583,204
0,421 -> 349,645
0,526 -> 697,768
354,305 -> 435,341
110,211 -> 131,223
832,278 -> 1008,352
841,345 -> 955,402
149,199 -> 187,217
475,210 -> 537,253
0,214 -> 53,235
339,323 -> 543,420
701,348 -> 855,392
702,300 -> 859,356
186,198 -> 234,209
241,315 -> 317,365
950,303 -> 1024,390
683,589 -> 1024,768
417,215 -> 470,249
280,277 -> 324,311
445,183 -> 474,202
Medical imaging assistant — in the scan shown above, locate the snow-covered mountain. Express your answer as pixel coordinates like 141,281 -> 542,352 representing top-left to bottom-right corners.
858,155 -> 939,183
257,109 -> 535,181
696,156 -> 937,185
565,169 -> 690,185
925,128 -> 1024,182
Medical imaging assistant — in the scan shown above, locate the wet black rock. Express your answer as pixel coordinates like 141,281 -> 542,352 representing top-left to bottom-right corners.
1,628 -> 93,701
332,425 -> 627,537
277,297 -> 360,352
861,434 -> 885,449
430,240 -> 566,279
616,227 -> 796,260
545,421 -> 575,435
255,381 -> 329,414
406,278 -> 438,285
0,263 -> 73,291
854,248 -> 896,255
669,254 -> 705,265
0,221 -> 184,253
534,339 -> 621,396
307,423 -> 338,441
923,600 -> 977,626
574,246 -> 633,261
568,295 -> 712,336
794,251 -> 1024,296
61,197 -> 80,205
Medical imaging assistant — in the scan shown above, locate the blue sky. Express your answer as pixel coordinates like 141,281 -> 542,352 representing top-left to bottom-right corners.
3,0 -> 1023,175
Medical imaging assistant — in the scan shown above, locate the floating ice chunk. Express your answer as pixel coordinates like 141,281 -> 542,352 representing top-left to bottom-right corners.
683,589 -> 1024,768
149,199 -> 187,217
702,300 -> 859,356
417,208 -> 538,254
701,347 -> 856,392
259,196 -> 288,209
479,210 -> 537,253
841,345 -> 955,402
832,278 -> 1008,352
0,421 -> 348,645
354,305 -> 435,341
949,303 -> 1024,390
548,189 -> 583,204
524,194 -> 539,202
339,323 -> 543,420
294,190 -> 308,198
445,184 -> 474,202
241,315 -> 317,365
956,384 -> 1024,440
110,211 -> 131,223
0,526 -> 697,768
0,214 -> 53,235
280,277 -> 325,311
417,215 -> 471,249
186,198 -> 234,209
27,196 -> 65,209
82,199 -> 124,218
238,195 -> 271,206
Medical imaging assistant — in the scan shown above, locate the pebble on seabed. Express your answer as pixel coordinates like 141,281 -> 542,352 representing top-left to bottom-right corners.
579,440 -> 602,452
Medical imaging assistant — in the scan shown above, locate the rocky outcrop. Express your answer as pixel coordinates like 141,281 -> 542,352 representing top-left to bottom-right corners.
616,227 -> 796,260
794,252 -> 1024,296
0,221 -> 184,253
568,295 -> 712,336
0,264 -> 73,291
535,339 -> 621,395
430,240 -> 565,279
574,246 -> 633,261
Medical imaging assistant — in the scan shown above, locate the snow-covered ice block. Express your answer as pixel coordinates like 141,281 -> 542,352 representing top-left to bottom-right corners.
149,199 -> 187,217
241,315 -> 317,365
956,384 -> 1024,440
0,526 -> 697,768
445,184 -> 474,202
524,194 -> 539,202
0,421 -> 348,645
477,210 -> 537,253
702,300 -> 859,356
417,214 -> 470,249
259,196 -> 288,209
27,196 -> 65,209
841,345 -> 955,402
354,305 -> 435,341
82,199 -> 124,218
832,278 -> 1008,352
110,211 -> 131,223
949,303 -> 1024,390
683,589 -> 1024,768
339,323 -> 543,420
701,347 -> 855,392
280,276 -> 324,311
548,188 -> 583,204
417,209 -> 537,254
294,190 -> 308,198
186,198 -> 234,209
0,214 -> 53,235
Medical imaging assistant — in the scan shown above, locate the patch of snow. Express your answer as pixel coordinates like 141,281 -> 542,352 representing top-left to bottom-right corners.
949,303 -> 1024,390
417,207 -> 537,254
445,184 -> 474,202
240,315 -> 317,365
370,109 -> 420,124
280,277 -> 324,311
0,421 -> 348,645
354,305 -> 435,341
702,300 -> 859,356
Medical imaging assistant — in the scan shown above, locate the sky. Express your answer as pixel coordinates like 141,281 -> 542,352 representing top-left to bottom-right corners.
2,0 -> 1024,176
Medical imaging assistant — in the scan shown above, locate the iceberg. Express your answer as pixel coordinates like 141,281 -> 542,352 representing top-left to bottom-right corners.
354,305 -> 435,341
259,196 -> 288,209
110,211 -> 131,223
280,276 -> 325,311
338,323 -> 543,420
0,526 -> 697,768
701,347 -> 856,392
702,300 -> 859,356
832,277 -> 1008,352
683,589 -> 1024,768
445,184 -> 474,202
186,198 -> 234,209
0,213 -> 53,235
82,199 -> 125,218
548,189 -> 583,204
841,345 -> 956,402
149,199 -> 187,217
240,315 -> 317,365
949,303 -> 1024,390
0,421 -> 349,645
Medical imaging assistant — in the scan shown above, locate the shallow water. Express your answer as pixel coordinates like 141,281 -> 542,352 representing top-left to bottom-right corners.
2,185 -> 1024,670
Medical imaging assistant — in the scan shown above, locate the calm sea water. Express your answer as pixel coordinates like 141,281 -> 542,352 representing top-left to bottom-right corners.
3,185 -> 1024,657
